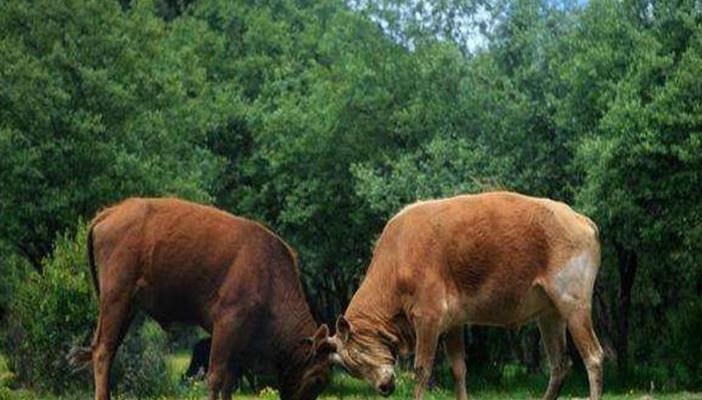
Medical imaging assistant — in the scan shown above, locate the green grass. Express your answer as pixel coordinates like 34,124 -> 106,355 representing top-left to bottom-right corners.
1,352 -> 700,400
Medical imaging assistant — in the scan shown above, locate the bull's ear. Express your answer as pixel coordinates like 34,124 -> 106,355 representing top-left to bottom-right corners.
302,325 -> 332,357
312,324 -> 329,347
336,315 -> 352,342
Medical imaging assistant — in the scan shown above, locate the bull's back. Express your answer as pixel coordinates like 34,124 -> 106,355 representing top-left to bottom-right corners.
91,198 -> 277,325
389,192 -> 597,325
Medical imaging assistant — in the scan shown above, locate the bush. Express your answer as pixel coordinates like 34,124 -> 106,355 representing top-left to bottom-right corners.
0,246 -> 32,326
665,299 -> 702,390
2,223 -> 176,396
112,319 -> 176,397
3,223 -> 96,393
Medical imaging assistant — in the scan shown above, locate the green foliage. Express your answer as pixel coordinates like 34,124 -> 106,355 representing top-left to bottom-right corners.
665,300 -> 702,389
111,320 -> 177,397
0,244 -> 32,322
2,224 -> 176,396
3,223 -> 95,393
352,136 -> 492,217
0,0 -> 223,269
573,6 -> 702,376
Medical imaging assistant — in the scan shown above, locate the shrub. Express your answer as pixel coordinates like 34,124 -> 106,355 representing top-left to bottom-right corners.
2,223 -> 176,396
665,299 -> 702,390
0,245 -> 32,325
112,319 -> 176,397
3,223 -> 96,393
257,386 -> 280,400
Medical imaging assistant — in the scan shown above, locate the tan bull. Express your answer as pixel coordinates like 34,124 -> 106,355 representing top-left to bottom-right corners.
328,192 -> 603,399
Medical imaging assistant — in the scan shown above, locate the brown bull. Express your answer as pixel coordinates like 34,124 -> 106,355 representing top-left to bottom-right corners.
67,198 -> 332,400
328,192 -> 604,399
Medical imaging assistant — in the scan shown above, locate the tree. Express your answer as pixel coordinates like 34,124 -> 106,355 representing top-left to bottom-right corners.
0,0 -> 223,270
576,16 -> 702,376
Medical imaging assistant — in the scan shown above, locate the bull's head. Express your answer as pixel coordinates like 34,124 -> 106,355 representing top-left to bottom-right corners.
282,324 -> 334,400
327,316 -> 397,397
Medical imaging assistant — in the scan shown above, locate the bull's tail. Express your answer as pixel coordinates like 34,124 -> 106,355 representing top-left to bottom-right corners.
66,210 -> 109,372
88,215 -> 100,298
66,345 -> 93,372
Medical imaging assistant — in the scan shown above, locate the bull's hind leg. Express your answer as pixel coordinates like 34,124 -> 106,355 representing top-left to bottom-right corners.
92,292 -> 134,400
567,309 -> 603,400
537,310 -> 571,400
546,246 -> 603,399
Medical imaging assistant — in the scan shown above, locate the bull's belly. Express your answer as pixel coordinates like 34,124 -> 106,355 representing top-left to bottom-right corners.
134,282 -> 213,329
447,283 -> 552,329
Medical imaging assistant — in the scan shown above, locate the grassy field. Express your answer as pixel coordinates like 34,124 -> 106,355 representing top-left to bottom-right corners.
1,353 -> 700,400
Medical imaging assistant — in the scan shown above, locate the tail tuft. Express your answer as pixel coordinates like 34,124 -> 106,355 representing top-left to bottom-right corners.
66,346 -> 93,373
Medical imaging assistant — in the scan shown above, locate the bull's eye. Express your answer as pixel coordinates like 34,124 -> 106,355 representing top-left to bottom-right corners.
350,347 -> 365,362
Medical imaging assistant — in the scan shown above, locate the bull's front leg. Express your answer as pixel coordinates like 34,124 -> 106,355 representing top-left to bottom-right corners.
413,317 -> 441,400
445,326 -> 469,400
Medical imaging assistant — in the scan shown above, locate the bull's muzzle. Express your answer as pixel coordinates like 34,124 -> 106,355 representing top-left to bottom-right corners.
375,366 -> 395,397
377,378 -> 395,397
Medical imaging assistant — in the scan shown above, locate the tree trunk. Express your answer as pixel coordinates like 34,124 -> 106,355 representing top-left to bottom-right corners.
614,242 -> 638,378
594,289 -> 618,362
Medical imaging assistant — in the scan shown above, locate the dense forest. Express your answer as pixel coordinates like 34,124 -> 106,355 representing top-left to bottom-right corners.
1,0 -> 701,396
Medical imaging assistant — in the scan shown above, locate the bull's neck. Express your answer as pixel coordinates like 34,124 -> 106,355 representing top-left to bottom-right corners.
269,276 -> 318,385
347,285 -> 396,324
345,264 -> 410,351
